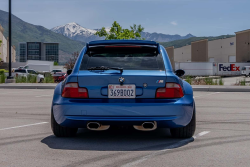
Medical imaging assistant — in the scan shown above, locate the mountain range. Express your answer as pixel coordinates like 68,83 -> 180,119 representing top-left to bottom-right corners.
0,10 -> 85,63
51,22 -> 195,43
0,9 -> 235,63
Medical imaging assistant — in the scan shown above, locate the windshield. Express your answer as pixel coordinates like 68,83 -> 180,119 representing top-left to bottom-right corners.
28,70 -> 36,74
242,67 -> 246,70
14,69 -> 26,73
80,50 -> 165,71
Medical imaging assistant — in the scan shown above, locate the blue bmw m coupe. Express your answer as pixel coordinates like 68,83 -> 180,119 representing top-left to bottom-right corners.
51,40 -> 196,138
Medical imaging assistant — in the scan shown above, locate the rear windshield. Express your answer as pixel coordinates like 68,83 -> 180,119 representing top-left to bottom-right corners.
80,47 -> 165,70
15,69 -> 26,73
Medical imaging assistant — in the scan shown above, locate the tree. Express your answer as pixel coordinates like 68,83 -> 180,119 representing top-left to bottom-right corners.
95,21 -> 145,40
64,51 -> 79,70
54,62 -> 59,66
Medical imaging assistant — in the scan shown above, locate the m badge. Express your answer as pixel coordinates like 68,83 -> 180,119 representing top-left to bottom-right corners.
156,80 -> 164,83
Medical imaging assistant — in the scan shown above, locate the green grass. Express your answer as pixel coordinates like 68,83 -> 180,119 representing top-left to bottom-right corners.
204,78 -> 213,85
27,74 -> 37,83
0,74 -> 6,83
44,75 -> 54,83
240,79 -> 246,86
0,69 -> 6,83
219,78 -> 224,85
213,79 -> 218,85
15,76 -> 27,83
185,76 -> 192,85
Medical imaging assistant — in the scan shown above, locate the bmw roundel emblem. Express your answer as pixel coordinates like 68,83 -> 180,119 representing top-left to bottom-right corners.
119,77 -> 125,83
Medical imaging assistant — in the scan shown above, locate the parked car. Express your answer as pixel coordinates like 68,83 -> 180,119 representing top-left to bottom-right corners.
52,72 -> 67,83
14,69 -> 45,83
51,40 -> 195,138
241,66 -> 250,77
51,69 -> 62,75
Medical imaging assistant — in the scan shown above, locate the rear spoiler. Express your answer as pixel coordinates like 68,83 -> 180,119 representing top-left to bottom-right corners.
86,40 -> 161,54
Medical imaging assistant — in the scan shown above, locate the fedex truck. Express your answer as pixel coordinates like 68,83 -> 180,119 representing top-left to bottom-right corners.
216,63 -> 250,76
175,62 -> 250,76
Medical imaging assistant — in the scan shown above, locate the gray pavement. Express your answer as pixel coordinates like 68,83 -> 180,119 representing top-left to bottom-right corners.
222,76 -> 250,86
0,90 -> 250,167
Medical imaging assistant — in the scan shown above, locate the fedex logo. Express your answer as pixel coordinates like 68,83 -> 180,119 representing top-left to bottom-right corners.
219,64 -> 240,71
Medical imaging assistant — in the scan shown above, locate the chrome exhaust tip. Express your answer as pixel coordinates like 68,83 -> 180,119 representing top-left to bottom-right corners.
142,122 -> 155,129
133,121 -> 157,131
87,122 -> 110,131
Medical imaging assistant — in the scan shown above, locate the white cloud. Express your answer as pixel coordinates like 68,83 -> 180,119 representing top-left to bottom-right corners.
171,21 -> 178,26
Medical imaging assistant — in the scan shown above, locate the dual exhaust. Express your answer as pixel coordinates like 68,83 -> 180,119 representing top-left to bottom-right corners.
87,121 -> 157,131
133,121 -> 157,131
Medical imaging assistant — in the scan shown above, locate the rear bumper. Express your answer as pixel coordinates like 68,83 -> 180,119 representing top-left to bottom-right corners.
52,94 -> 194,128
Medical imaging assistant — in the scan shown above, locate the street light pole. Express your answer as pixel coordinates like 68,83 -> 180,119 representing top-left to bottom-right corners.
7,0 -> 13,79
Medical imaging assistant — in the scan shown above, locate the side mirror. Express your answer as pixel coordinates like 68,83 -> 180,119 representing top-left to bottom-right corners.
175,69 -> 185,77
67,69 -> 72,75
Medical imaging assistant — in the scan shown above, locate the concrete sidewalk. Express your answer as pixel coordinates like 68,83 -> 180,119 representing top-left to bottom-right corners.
0,83 -> 250,92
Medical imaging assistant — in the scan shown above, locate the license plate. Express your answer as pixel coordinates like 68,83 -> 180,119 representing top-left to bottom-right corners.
108,85 -> 136,98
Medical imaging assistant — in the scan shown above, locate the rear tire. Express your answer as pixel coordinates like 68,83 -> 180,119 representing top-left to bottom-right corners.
170,105 -> 196,138
51,111 -> 78,137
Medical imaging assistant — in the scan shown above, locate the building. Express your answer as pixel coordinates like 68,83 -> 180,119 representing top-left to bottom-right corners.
174,45 -> 191,63
191,39 -> 208,62
208,37 -> 236,63
19,42 -> 59,63
167,29 -> 250,68
165,46 -> 175,68
0,24 -> 16,62
235,29 -> 250,62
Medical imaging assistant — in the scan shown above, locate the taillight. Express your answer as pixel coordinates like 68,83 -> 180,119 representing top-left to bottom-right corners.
156,83 -> 184,98
62,83 -> 88,98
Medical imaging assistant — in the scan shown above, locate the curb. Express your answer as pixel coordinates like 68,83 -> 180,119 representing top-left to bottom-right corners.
1,84 -> 250,92
0,84 -> 57,89
192,86 -> 250,92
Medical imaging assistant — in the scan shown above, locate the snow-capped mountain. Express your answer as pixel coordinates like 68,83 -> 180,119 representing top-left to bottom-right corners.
51,22 -> 106,42
51,22 -> 195,43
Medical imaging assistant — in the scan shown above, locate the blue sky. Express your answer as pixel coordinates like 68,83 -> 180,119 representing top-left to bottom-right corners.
0,0 -> 250,36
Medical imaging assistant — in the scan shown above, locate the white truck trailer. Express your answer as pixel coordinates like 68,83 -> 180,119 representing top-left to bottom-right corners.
175,62 -> 250,76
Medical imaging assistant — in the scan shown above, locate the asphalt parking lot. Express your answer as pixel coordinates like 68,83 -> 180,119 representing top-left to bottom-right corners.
0,89 -> 250,167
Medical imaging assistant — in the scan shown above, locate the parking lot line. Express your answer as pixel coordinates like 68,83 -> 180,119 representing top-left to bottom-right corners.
35,95 -> 53,98
194,92 -> 220,98
0,122 -> 49,131
121,131 -> 210,167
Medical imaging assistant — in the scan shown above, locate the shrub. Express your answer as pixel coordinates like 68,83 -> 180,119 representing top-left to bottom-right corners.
27,74 -> 37,83
0,74 -> 6,83
240,79 -> 246,86
44,75 -> 54,83
213,79 -> 218,85
0,69 -> 6,83
204,78 -> 213,85
219,78 -> 224,85
185,76 -> 192,85
15,76 -> 27,83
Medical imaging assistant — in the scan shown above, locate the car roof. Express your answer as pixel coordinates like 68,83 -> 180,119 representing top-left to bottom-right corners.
88,40 -> 158,46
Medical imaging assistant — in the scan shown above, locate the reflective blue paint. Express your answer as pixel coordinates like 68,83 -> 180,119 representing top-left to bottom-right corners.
52,41 -> 195,129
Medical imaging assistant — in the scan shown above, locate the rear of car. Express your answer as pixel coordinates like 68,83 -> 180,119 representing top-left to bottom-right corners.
53,72 -> 67,82
51,40 -> 195,138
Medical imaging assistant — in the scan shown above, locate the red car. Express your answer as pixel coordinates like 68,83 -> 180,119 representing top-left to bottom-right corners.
53,72 -> 67,83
